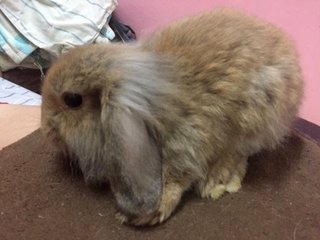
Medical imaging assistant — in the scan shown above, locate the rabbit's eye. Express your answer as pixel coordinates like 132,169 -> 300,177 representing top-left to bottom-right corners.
63,92 -> 83,108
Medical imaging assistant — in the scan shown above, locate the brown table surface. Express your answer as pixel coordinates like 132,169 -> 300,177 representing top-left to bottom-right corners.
0,130 -> 319,240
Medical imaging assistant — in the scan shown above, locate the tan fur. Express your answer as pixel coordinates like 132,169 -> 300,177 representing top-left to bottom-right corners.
41,9 -> 303,226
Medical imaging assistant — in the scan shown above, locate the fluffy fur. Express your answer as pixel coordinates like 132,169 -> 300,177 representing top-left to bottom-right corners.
41,9 -> 303,226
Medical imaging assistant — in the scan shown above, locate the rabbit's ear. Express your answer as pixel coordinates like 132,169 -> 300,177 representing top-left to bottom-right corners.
99,50 -> 175,218
102,104 -> 162,218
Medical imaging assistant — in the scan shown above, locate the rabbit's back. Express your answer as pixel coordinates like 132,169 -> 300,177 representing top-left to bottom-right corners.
143,9 -> 303,154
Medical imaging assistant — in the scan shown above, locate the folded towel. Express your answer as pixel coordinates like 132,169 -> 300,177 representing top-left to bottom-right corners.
0,0 -> 117,67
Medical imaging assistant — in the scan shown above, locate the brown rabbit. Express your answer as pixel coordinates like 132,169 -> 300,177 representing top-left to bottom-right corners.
41,9 -> 303,226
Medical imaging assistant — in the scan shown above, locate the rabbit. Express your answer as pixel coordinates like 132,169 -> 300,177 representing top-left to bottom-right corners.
41,8 -> 303,226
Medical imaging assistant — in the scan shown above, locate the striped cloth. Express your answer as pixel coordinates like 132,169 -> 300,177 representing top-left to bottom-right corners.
0,0 -> 117,69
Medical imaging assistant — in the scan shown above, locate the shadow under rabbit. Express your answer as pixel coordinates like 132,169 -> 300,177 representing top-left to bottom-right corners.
245,132 -> 304,188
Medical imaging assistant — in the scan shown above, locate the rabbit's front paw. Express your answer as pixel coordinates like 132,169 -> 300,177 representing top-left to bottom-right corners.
197,155 -> 247,199
202,175 -> 242,199
116,182 -> 183,226
148,184 -> 182,225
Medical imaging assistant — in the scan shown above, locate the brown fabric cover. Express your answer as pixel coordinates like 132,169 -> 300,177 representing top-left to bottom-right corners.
0,130 -> 319,240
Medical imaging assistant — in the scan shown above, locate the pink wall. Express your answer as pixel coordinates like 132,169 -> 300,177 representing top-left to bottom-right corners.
116,0 -> 320,125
